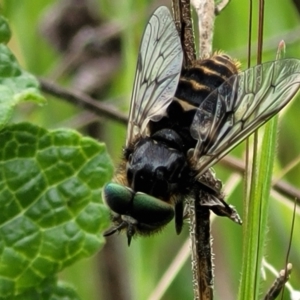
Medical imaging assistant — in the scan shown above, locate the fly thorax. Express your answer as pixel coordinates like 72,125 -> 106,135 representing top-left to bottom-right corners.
126,135 -> 187,200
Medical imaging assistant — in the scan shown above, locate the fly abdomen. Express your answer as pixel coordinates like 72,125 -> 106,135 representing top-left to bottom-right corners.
175,53 -> 240,108
149,54 -> 239,153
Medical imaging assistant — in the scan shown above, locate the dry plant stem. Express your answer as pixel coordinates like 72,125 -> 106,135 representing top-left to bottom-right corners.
182,1 -> 197,66
39,78 -> 300,202
172,0 -> 182,37
263,264 -> 292,300
188,197 -> 213,300
191,0 -> 215,57
172,0 -> 196,67
178,1 -> 214,299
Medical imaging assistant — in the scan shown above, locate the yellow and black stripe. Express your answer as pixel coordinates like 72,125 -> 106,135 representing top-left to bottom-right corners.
175,53 -> 240,108
149,53 -> 239,153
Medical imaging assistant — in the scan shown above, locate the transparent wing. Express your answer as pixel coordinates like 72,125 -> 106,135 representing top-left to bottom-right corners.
190,59 -> 300,174
126,6 -> 183,147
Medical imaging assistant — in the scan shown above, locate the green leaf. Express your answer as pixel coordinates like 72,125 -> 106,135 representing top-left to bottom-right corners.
0,277 -> 81,300
0,16 -> 11,44
0,122 -> 113,297
0,45 -> 46,130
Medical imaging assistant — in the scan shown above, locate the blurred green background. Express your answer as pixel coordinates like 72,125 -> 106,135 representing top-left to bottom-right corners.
1,0 -> 300,299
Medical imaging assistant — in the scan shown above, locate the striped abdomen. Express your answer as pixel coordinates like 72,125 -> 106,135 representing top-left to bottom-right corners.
175,53 -> 239,108
149,53 -> 239,152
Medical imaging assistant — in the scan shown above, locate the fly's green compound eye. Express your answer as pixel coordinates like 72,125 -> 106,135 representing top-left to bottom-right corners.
131,193 -> 174,226
104,183 -> 175,227
103,183 -> 134,215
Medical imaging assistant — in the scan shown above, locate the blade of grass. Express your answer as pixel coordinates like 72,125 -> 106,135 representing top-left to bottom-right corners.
238,114 -> 278,299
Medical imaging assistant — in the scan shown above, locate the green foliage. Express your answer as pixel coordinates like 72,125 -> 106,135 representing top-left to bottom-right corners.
0,123 -> 112,297
238,117 -> 278,299
0,277 -> 81,300
0,12 -> 45,130
0,16 -> 11,44
0,40 -> 46,129
0,8 -> 113,299
1,0 -> 300,299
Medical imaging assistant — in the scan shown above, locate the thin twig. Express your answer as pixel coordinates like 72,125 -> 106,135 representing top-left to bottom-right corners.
220,155 -> 300,202
263,263 -> 292,300
39,77 -> 127,125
